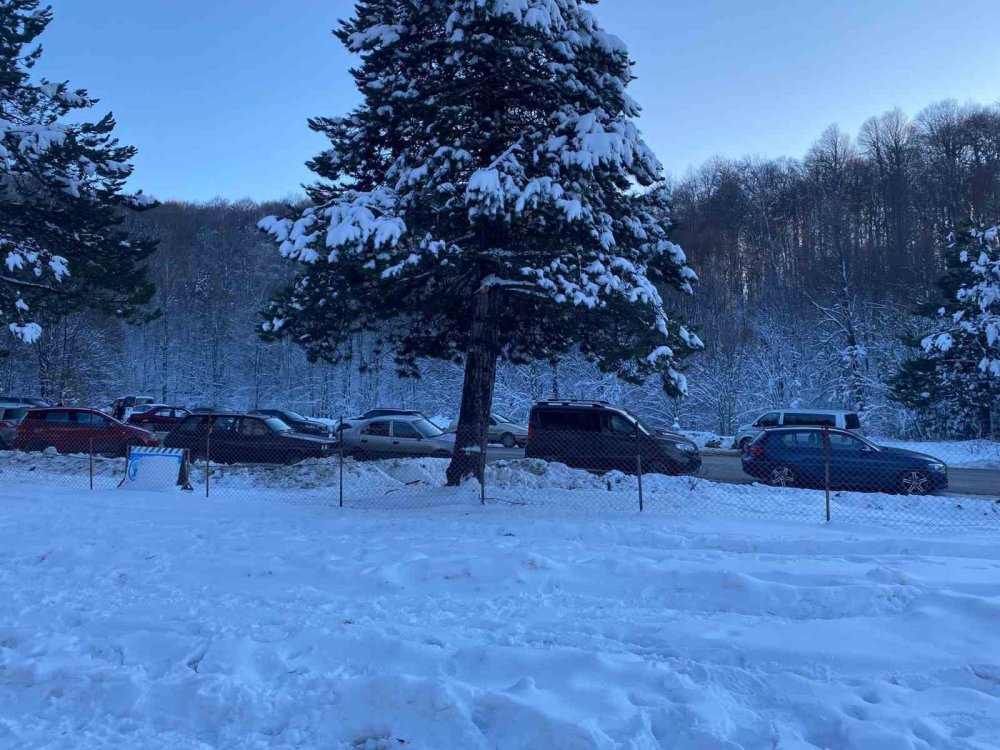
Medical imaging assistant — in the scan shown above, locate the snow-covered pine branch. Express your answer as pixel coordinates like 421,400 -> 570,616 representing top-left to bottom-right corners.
0,0 -> 157,343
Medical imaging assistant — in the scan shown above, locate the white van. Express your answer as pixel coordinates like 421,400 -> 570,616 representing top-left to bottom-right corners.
733,409 -> 863,449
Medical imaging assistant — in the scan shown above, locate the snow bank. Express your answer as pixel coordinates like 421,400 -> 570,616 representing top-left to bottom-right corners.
4,450 -> 998,531
1,485 -> 999,749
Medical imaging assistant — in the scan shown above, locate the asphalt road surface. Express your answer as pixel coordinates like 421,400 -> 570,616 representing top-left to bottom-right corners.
484,446 -> 999,497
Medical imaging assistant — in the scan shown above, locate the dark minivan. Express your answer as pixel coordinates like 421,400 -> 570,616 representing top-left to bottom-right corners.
164,413 -> 338,464
524,400 -> 701,476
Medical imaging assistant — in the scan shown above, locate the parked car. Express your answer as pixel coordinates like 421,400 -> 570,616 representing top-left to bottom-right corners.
249,409 -> 334,437
341,415 -> 455,460
110,395 -> 156,421
732,409 -> 863,450
524,400 -> 701,476
447,412 -> 528,448
741,427 -> 947,495
13,407 -> 160,456
164,412 -> 338,464
0,403 -> 32,449
127,405 -> 192,430
0,395 -> 50,407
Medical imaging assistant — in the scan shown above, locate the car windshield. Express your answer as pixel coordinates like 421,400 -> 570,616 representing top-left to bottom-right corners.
413,418 -> 443,438
621,408 -> 655,436
280,411 -> 307,421
265,418 -> 292,432
493,413 -> 513,424
131,404 -> 154,414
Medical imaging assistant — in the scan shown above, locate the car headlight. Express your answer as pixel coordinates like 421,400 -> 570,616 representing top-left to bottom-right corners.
928,462 -> 946,471
674,442 -> 697,453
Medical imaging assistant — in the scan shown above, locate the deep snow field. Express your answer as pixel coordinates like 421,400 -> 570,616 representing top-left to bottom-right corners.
2,482 -> 1000,749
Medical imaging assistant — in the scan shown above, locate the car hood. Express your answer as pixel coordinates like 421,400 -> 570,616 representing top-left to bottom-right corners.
876,446 -> 944,464
655,431 -> 698,448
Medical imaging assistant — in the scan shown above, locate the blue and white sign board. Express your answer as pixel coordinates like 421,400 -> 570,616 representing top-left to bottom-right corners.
121,447 -> 186,491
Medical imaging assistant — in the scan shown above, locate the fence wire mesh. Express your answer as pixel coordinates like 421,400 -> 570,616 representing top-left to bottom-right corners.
2,407 -> 998,533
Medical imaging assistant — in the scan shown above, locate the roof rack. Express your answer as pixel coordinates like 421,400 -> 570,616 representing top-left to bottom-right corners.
535,400 -> 611,407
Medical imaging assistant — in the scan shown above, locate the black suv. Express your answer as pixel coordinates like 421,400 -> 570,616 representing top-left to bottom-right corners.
524,401 -> 701,476
249,409 -> 333,437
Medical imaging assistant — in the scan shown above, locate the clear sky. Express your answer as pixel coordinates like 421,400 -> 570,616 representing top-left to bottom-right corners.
39,0 -> 999,203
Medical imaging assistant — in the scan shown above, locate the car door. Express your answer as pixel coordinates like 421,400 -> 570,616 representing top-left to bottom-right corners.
776,430 -> 825,485
602,412 -> 640,473
79,411 -> 117,454
40,409 -> 77,452
357,420 -> 392,458
234,417 -> 273,463
207,416 -> 239,463
827,431 -> 878,489
390,420 -> 426,456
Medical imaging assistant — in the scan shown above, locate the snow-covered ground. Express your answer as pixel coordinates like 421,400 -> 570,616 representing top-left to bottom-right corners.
2,484 -> 999,749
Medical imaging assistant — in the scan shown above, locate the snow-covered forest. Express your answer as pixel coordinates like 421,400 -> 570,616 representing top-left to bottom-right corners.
3,100 -> 999,439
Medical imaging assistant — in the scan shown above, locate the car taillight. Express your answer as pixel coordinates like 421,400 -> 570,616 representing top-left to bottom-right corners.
749,445 -> 764,457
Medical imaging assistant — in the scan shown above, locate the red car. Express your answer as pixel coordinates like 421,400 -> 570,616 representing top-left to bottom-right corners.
14,407 -> 160,456
127,405 -> 191,430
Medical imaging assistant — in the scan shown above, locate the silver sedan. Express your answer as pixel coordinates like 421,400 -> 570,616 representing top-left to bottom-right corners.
341,415 -> 455,460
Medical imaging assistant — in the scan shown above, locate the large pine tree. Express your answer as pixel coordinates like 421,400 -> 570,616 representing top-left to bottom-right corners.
1,1 -> 156,347
891,220 -> 999,437
261,0 -> 702,483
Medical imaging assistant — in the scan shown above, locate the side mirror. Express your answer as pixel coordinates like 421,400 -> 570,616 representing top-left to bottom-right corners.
860,445 -> 874,455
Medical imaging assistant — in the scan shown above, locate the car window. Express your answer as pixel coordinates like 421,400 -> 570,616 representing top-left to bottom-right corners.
240,418 -> 271,436
536,410 -> 601,432
784,412 -> 836,427
76,412 -> 110,427
175,416 -> 204,433
844,413 -> 861,430
829,432 -> 866,451
757,412 -> 780,427
43,410 -> 73,424
362,420 -> 390,437
1,407 -> 27,422
606,413 -> 636,434
265,418 -> 290,432
211,416 -> 237,434
779,431 -> 823,448
392,421 -> 422,439
413,419 -> 444,438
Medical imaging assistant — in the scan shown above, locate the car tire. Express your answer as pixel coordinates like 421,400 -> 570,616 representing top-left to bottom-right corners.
766,464 -> 797,488
738,437 -> 752,451
898,469 -> 931,496
500,433 -> 516,448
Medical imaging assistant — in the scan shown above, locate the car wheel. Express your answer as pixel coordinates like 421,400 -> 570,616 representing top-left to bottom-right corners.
738,437 -> 752,451
767,465 -> 797,488
898,469 -> 931,496
500,432 -> 516,448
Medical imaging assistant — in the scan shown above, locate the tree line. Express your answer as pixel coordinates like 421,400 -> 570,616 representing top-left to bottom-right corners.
4,98 -> 997,439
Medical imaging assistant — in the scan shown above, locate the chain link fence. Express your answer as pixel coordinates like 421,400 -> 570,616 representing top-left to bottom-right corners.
2,410 -> 998,532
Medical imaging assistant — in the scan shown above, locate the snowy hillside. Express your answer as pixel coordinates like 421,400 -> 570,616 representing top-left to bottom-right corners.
2,485 -> 999,749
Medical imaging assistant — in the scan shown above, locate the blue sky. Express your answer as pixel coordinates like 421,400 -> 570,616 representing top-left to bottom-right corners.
40,0 -> 999,203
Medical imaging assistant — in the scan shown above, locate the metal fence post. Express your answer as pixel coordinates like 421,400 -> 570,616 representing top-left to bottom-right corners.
338,415 -> 344,509
480,421 -> 489,506
89,437 -> 94,490
823,425 -> 831,522
636,451 -> 644,512
205,419 -> 211,499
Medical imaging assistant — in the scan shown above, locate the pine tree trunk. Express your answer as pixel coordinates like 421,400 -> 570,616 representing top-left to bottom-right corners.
446,286 -> 501,486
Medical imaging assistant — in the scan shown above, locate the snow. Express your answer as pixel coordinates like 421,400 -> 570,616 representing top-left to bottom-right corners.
2,477 -> 1000,749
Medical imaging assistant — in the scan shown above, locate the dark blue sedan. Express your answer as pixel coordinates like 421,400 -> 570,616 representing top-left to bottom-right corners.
742,427 -> 948,495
